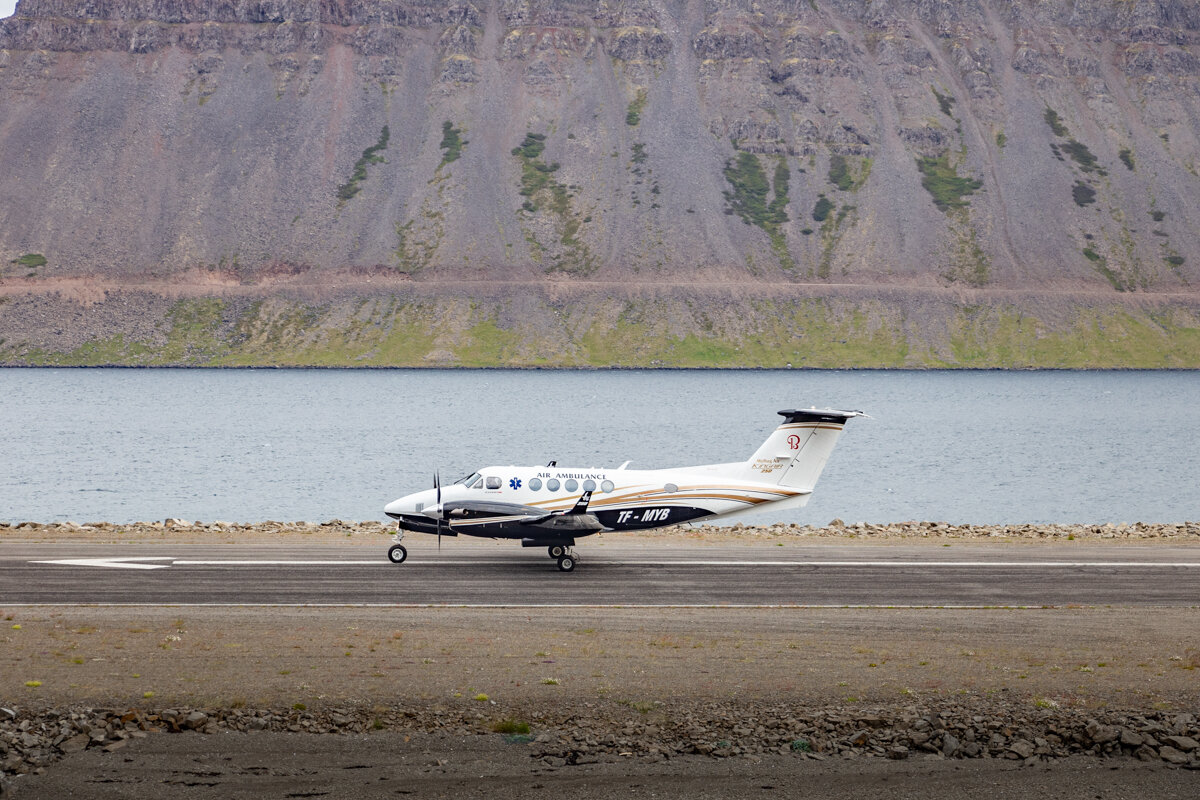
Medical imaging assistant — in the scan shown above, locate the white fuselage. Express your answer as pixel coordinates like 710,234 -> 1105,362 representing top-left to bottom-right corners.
384,462 -> 810,534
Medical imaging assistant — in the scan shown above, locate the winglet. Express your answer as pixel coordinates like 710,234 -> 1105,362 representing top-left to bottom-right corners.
568,491 -> 592,515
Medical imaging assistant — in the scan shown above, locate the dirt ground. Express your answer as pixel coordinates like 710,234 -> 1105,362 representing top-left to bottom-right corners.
2,605 -> 1199,711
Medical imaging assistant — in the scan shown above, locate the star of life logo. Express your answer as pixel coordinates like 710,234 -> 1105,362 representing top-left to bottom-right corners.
509,478 -> 522,490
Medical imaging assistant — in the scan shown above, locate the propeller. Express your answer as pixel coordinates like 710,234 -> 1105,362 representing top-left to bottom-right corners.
434,470 -> 442,551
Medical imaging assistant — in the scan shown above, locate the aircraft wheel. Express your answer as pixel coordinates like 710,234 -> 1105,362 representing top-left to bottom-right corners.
387,544 -> 408,564
556,554 -> 576,572
548,545 -> 566,559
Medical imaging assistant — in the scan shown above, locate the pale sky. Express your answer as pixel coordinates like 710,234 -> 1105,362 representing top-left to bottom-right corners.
0,1 -> 16,19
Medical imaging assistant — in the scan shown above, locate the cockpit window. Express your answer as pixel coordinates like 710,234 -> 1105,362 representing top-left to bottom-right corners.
485,476 -> 502,490
456,472 -> 481,486
469,476 -> 483,489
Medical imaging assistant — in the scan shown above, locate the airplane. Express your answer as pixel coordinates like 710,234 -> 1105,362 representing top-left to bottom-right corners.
383,407 -> 867,571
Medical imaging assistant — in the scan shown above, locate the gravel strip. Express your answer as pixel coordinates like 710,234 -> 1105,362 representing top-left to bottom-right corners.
4,699 -> 1200,786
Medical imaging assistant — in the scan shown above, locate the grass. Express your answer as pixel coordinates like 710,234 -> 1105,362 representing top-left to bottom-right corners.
1164,255 -> 1185,268
336,125 -> 390,201
491,719 -> 530,735
14,293 -> 1200,369
995,131 -> 1007,149
916,153 -> 982,212
11,253 -> 46,268
1119,148 -> 1135,170
438,121 -> 466,167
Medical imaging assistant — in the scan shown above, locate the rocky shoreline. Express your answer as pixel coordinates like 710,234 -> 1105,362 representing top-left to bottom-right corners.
2,519 -> 1199,541
3,699 -> 1199,785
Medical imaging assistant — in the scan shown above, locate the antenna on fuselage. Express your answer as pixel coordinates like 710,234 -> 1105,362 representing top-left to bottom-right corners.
546,460 -> 557,467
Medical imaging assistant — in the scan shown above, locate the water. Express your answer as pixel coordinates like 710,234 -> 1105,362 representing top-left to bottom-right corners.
1,368 -> 1197,525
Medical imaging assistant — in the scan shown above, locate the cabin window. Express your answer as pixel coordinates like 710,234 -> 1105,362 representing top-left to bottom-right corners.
583,479 -> 596,492
565,479 -> 579,492
664,483 -> 678,494
547,478 -> 561,491
529,478 -> 542,491
601,480 -> 614,493
485,476 -> 502,490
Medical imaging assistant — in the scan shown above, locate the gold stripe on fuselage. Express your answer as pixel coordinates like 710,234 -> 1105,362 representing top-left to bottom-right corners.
518,483 -> 801,514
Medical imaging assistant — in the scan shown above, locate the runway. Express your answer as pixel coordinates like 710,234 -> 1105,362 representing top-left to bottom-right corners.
4,540 -> 1200,606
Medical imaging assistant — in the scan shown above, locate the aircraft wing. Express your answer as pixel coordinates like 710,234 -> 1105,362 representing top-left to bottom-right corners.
443,500 -> 550,523
442,494 -> 604,533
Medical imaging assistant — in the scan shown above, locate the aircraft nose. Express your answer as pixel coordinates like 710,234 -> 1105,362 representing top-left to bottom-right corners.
384,498 -> 406,518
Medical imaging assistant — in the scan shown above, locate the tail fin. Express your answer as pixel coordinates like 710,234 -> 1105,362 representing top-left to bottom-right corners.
743,408 -> 866,490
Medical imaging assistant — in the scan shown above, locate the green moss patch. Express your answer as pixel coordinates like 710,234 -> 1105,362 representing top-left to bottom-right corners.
438,121 -> 466,167
1043,108 -> 1069,137
827,154 -> 870,192
336,125 -> 390,201
932,87 -> 956,118
1061,139 -> 1103,174
722,152 -> 793,268
916,153 -> 982,212
625,88 -> 647,126
828,154 -> 853,191
812,195 -> 834,222
11,253 -> 47,268
1072,181 -> 1096,207
512,132 -> 594,274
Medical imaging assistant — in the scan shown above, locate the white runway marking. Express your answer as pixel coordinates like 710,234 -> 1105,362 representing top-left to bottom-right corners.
30,558 -> 1200,569
30,557 -> 176,569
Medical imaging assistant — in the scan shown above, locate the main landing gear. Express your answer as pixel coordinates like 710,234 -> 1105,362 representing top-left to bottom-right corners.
388,529 -> 407,564
548,545 -> 577,572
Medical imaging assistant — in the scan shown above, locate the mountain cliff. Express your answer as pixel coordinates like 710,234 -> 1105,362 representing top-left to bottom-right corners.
2,0 -> 1200,367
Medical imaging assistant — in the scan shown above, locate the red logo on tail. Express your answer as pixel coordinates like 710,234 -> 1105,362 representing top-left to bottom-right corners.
787,434 -> 801,450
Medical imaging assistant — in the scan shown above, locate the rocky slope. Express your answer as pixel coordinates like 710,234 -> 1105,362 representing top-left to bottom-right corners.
2,0 -> 1200,366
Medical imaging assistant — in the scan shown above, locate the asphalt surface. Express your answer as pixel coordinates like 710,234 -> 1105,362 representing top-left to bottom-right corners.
4,540 -> 1200,606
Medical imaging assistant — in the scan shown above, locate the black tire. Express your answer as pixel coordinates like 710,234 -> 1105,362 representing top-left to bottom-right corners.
557,554 -> 575,572
548,545 -> 565,559
387,544 -> 408,564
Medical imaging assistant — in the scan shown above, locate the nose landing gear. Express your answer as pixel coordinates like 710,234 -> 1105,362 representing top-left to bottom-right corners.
387,529 -> 407,564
